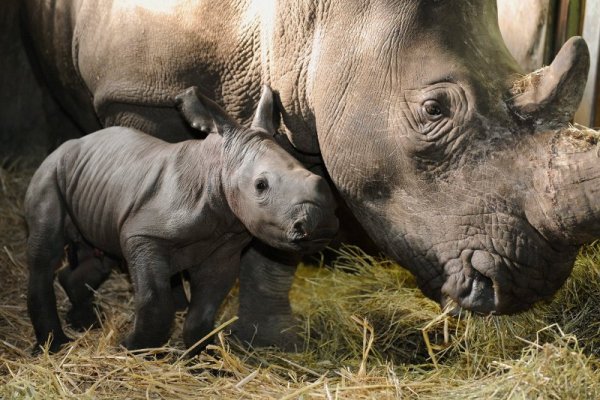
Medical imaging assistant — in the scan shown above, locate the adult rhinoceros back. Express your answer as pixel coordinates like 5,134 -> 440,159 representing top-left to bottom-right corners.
21,0 -> 598,344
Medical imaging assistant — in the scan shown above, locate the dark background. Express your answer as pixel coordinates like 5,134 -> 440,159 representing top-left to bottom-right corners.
0,0 -> 79,164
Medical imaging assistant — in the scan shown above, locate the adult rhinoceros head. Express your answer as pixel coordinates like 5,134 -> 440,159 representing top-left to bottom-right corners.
274,1 -> 596,314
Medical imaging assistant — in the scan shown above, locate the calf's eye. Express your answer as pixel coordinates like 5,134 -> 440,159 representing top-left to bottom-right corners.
255,178 -> 269,193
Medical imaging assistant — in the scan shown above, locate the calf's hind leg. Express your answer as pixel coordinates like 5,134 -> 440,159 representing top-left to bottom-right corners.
26,184 -> 70,352
58,244 -> 113,330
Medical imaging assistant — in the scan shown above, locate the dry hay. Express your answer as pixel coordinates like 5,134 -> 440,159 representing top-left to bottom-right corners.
561,124 -> 600,152
1,165 -> 599,399
509,67 -> 547,98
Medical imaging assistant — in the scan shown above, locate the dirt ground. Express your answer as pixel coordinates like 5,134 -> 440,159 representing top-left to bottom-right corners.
1,164 -> 599,399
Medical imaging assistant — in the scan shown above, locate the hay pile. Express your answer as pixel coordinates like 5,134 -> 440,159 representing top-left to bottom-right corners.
509,67 -> 546,98
1,165 -> 599,399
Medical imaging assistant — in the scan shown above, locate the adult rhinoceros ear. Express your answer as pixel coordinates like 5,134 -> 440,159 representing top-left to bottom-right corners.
251,85 -> 279,136
510,37 -> 590,128
174,86 -> 239,136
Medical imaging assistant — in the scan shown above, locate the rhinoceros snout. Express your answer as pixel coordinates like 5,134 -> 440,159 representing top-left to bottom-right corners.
439,248 -> 552,316
291,220 -> 309,239
286,205 -> 339,253
457,272 -> 496,315
289,216 -> 338,242
440,250 -> 506,315
441,273 -> 497,316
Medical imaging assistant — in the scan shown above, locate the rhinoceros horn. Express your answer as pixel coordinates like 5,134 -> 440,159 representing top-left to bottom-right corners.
511,36 -> 590,127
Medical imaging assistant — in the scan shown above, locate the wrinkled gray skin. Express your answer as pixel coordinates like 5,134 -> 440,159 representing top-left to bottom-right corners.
21,0 -> 599,347
25,86 -> 338,353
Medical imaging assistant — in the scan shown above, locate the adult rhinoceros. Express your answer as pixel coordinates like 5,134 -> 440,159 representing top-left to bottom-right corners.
21,0 -> 597,348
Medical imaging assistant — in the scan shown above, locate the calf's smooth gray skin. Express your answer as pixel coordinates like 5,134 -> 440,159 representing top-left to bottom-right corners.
25,85 -> 338,353
21,1 -> 600,346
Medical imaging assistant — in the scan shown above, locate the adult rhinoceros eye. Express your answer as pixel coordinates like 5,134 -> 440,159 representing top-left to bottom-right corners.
423,100 -> 443,119
255,178 -> 269,193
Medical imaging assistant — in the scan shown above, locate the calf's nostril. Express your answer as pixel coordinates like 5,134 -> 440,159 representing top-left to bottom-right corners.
293,221 -> 308,238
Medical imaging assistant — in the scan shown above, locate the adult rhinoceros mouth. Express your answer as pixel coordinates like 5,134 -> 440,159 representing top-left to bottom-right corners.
383,212 -> 578,315
438,242 -> 576,315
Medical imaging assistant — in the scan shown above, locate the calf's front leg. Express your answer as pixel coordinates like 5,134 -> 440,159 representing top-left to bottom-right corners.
121,238 -> 175,350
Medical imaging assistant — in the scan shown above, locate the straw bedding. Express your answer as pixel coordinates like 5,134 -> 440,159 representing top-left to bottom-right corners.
1,164 -> 599,399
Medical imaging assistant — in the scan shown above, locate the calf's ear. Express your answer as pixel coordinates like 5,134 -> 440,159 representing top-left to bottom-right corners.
251,85 -> 279,135
174,86 -> 239,136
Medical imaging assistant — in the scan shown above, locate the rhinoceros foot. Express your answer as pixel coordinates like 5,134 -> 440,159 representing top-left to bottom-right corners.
32,332 -> 71,356
232,314 -> 302,352
65,300 -> 101,331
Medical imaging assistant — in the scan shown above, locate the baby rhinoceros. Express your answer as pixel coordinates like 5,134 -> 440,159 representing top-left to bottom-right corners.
25,85 -> 338,354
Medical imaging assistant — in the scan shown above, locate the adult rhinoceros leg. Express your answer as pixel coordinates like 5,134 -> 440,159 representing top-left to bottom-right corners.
182,242 -> 241,356
235,240 -> 301,351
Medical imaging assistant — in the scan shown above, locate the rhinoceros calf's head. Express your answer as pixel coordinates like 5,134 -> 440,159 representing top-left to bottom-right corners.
175,85 -> 339,254
223,88 -> 339,253
226,133 -> 339,253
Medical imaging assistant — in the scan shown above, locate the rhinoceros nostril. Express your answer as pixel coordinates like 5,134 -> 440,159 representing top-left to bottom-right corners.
449,270 -> 496,315
292,221 -> 308,239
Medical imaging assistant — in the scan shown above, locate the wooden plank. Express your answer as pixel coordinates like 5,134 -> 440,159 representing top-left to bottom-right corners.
498,0 -> 553,71
555,0 -> 571,51
554,0 -> 583,52
566,0 -> 582,37
574,0 -> 600,127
